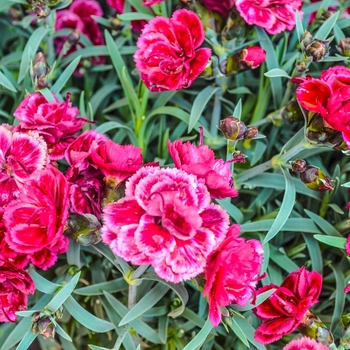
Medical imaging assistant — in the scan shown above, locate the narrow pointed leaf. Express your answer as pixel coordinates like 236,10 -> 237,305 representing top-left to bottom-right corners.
183,318 -> 212,350
230,317 -> 249,347
313,235 -> 347,248
16,330 -> 38,350
305,209 -> 343,236
0,71 -> 16,92
29,270 -> 59,294
314,11 -> 340,40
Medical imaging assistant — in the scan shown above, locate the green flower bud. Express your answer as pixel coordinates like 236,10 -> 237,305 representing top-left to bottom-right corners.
337,38 -> 350,57
282,100 -> 304,124
64,213 -> 101,246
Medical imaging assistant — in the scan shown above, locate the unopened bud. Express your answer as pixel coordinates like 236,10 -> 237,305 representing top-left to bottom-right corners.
109,17 -> 123,32
37,317 -> 55,339
299,310 -> 334,346
296,56 -> 313,73
240,46 -> 266,69
64,213 -> 101,246
31,52 -> 50,89
39,0 -> 61,7
244,125 -> 258,140
217,117 -> 247,140
305,39 -> 330,62
336,38 -> 350,57
8,8 -> 22,21
300,166 -> 333,191
232,151 -> 247,163
340,321 -> 350,347
282,100 -> 304,124
300,31 -> 313,49
34,4 -> 50,18
67,30 -> 80,46
291,159 -> 307,173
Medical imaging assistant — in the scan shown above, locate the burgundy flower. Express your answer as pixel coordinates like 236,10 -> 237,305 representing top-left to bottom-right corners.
0,125 -> 48,206
91,140 -> 143,187
168,139 -> 238,199
283,336 -> 330,350
142,0 -> 164,5
200,0 -> 235,17
240,46 -> 266,69
134,9 -> 211,92
3,165 -> 69,270
235,0 -> 302,35
14,93 -> 89,160
294,66 -> 350,147
253,267 -> 322,344
203,225 -> 263,326
101,166 -> 229,283
0,261 -> 35,323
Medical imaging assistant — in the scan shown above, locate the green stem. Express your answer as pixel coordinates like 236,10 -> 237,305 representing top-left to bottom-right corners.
210,89 -> 222,136
128,285 -> 137,309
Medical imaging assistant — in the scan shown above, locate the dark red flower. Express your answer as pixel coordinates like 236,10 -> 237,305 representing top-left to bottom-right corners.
0,261 -> 35,323
203,225 -> 263,326
200,0 -> 235,17
3,165 -> 69,270
253,267 -> 322,344
14,93 -> 89,160
134,9 -> 211,92
168,139 -> 238,199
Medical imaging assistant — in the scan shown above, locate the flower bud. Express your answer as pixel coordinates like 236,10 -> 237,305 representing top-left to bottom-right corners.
232,151 -> 247,163
336,38 -> 350,57
64,213 -> 101,246
31,52 -> 50,89
340,321 -> 350,348
299,310 -> 334,346
200,56 -> 219,79
305,39 -> 330,62
282,100 -> 304,124
239,46 -> 266,69
300,166 -> 333,191
34,4 -> 51,18
295,56 -> 313,73
8,8 -> 22,22
37,316 -> 55,339
67,30 -> 80,46
300,31 -> 313,49
291,159 -> 307,173
109,17 -> 123,32
244,125 -> 258,140
217,117 -> 247,140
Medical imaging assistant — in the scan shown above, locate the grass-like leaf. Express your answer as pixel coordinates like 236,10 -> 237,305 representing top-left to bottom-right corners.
295,11 -> 304,43
188,86 -> 219,132
46,272 -> 81,313
230,317 -> 249,347
302,233 -> 323,274
51,56 -> 81,94
118,13 -> 154,21
264,68 -> 291,78
119,283 -> 169,326
183,318 -> 212,350
15,330 -> 38,350
305,209 -> 343,237
65,296 -> 115,332
330,265 -> 346,333
313,235 -> 347,248
314,11 -> 340,40
29,269 -> 59,294
74,278 -> 128,296
0,71 -> 16,92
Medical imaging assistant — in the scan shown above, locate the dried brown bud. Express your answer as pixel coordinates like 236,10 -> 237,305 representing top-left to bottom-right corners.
67,30 -> 80,46
217,117 -> 247,140
300,166 -> 333,191
336,38 -> 350,57
300,31 -> 313,48
244,125 -> 258,140
34,4 -> 50,18
305,39 -> 330,62
291,159 -> 307,173
37,317 -> 55,339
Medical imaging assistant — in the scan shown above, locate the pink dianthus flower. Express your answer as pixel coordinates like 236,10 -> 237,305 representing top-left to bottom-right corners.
235,0 -> 302,35
0,261 -> 35,323
101,166 -> 229,283
3,165 -> 69,270
134,9 -> 211,92
283,336 -> 330,350
14,92 -> 89,160
203,224 -> 263,326
168,139 -> 238,199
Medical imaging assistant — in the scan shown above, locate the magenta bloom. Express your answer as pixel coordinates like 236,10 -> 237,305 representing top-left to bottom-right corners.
168,139 -> 238,199
200,0 -> 235,17
0,261 -> 35,323
283,336 -> 330,350
253,267 -> 322,344
3,165 -> 69,270
203,225 -> 263,327
294,66 -> 350,147
0,125 -> 48,206
134,9 -> 211,92
91,141 -> 143,187
235,0 -> 302,35
14,93 -> 89,160
102,166 -> 229,283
